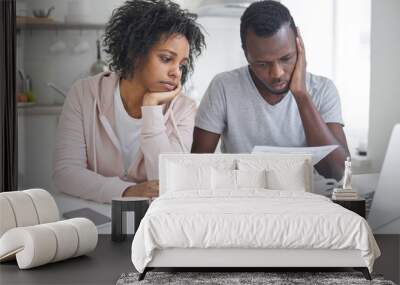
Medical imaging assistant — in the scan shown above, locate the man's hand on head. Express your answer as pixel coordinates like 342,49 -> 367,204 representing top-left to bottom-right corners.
289,28 -> 308,99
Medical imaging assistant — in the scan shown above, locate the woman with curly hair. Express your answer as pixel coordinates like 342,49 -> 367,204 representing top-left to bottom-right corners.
53,0 -> 205,203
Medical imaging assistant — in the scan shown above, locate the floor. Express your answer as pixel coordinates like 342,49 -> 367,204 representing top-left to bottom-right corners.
374,234 -> 400,284
0,235 -> 399,285
0,235 -> 134,285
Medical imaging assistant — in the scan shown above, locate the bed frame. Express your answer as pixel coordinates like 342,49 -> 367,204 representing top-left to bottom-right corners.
138,248 -> 371,280
137,154 -> 372,281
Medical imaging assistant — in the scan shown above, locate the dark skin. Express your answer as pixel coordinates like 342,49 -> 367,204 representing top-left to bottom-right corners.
121,33 -> 189,198
192,25 -> 350,181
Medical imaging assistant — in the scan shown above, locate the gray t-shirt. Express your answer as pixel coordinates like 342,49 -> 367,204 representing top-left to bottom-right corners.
195,66 -> 344,153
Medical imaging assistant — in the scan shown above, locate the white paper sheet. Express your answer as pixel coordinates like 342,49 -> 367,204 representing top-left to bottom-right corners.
252,145 -> 338,166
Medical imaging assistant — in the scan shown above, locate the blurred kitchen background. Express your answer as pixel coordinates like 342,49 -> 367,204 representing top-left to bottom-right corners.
15,0 -> 398,195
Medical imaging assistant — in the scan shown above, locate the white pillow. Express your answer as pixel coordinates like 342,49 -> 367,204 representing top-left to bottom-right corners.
211,168 -> 268,191
167,162 -> 212,192
212,168 -> 236,191
267,166 -> 306,191
236,169 -> 268,189
237,158 -> 309,191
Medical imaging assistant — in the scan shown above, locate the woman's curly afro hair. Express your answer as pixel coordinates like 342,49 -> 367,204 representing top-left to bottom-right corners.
103,0 -> 205,84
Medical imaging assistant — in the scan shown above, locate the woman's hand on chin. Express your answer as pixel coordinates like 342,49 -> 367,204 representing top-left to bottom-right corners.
122,180 -> 159,198
142,83 -> 182,106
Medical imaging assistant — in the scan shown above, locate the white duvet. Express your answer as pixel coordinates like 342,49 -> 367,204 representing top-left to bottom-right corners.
131,190 -> 380,273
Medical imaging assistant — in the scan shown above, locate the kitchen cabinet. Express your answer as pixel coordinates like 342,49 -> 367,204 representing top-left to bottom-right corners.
17,104 -> 62,193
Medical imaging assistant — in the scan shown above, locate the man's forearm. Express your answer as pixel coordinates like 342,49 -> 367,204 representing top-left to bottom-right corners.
191,127 -> 221,153
294,93 -> 348,180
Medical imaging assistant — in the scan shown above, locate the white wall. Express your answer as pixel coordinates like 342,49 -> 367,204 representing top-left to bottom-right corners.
335,0 -> 371,153
282,0 -> 334,79
189,16 -> 247,103
369,0 -> 400,172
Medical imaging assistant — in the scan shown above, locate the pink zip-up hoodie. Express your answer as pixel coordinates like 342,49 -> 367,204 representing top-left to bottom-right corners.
53,72 -> 196,204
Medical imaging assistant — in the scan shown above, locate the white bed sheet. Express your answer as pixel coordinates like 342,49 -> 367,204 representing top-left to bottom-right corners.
131,190 -> 380,273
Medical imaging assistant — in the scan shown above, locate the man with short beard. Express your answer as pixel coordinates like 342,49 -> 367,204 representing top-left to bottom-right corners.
192,0 -> 349,182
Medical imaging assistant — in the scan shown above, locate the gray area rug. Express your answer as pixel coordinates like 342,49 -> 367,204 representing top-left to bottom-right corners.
116,271 -> 396,285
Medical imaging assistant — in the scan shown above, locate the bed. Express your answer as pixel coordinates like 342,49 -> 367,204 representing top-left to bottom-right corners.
131,154 -> 380,280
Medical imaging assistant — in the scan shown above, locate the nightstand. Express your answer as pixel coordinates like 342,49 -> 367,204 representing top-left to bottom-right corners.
332,198 -> 366,218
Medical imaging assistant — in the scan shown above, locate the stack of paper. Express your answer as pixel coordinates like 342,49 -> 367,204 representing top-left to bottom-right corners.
252,145 -> 338,166
332,188 -> 359,200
